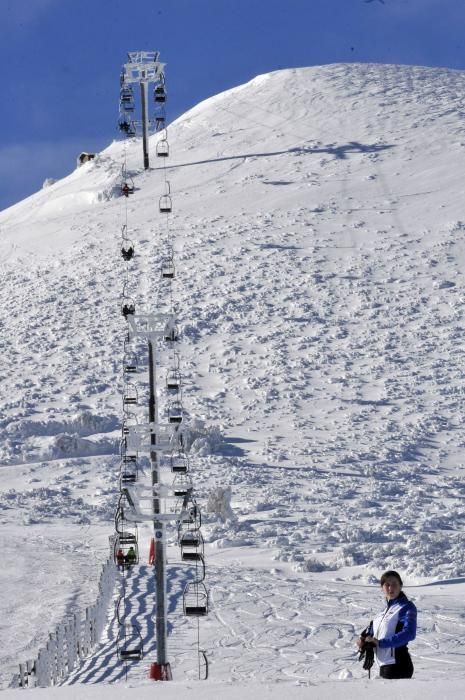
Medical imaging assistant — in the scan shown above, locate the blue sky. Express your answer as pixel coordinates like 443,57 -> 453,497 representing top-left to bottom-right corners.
1,0 -> 465,211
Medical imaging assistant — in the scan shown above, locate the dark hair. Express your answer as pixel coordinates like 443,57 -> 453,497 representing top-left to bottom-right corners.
380,570 -> 403,587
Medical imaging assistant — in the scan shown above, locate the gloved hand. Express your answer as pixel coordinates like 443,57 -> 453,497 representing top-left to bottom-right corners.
358,641 -> 375,675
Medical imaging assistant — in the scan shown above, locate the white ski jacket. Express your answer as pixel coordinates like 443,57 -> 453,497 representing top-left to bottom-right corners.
371,593 -> 417,666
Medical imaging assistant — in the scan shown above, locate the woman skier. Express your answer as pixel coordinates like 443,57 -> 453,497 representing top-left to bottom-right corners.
357,570 -> 417,679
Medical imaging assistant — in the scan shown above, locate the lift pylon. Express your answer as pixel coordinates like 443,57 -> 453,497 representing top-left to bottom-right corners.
119,51 -> 166,170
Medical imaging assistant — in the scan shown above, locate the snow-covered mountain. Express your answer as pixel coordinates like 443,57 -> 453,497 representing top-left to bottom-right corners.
2,63 -> 465,694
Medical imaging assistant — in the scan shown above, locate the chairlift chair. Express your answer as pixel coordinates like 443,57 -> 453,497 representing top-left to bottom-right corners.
120,86 -> 135,109
159,194 -> 172,213
180,530 -> 204,561
183,582 -> 209,617
120,100 -> 135,113
121,181 -> 135,197
120,469 -> 137,485
121,241 -> 135,261
170,452 -> 188,473
117,623 -> 143,661
124,356 -> 138,374
121,446 -> 138,464
183,501 -> 201,527
114,538 -> 139,567
119,119 -> 136,137
120,86 -> 134,100
122,452 -> 138,464
154,85 -> 167,103
177,493 -> 201,530
172,474 -> 193,499
164,323 -> 179,342
168,400 -> 183,424
123,383 -> 138,406
121,301 -> 135,318
156,139 -> 169,157
115,494 -> 137,530
155,116 -> 166,131
121,412 -> 137,436
166,368 -> 181,391
120,452 -> 138,483
161,257 -> 175,278
120,438 -> 138,462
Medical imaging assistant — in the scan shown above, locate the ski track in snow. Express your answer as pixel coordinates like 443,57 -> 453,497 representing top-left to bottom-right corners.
2,63 -> 465,688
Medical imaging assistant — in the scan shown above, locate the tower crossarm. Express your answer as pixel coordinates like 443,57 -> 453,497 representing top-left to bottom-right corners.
123,52 -> 165,83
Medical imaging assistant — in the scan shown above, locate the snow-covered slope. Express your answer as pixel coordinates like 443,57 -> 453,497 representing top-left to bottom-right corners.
2,63 -> 465,692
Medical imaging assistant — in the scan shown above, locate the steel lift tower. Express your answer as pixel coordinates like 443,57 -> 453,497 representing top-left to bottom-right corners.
120,51 -> 166,169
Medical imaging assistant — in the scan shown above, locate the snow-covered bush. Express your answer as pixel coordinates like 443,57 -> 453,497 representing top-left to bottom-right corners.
206,485 -> 236,522
185,418 -> 223,454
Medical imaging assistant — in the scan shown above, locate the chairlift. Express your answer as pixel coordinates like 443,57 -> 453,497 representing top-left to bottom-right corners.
120,451 -> 138,483
119,119 -> 136,137
180,506 -> 201,531
121,241 -> 135,261
121,453 -> 138,471
154,85 -> 167,103
177,495 -> 201,530
121,301 -> 135,318
168,400 -> 183,424
159,194 -> 172,213
123,383 -> 138,406
115,493 -> 136,529
183,502 -> 201,528
164,323 -> 179,342
155,116 -> 166,131
183,582 -> 209,617
122,452 -> 137,464
124,353 -> 138,374
156,139 -> 169,157
121,412 -> 137,436
120,438 -> 138,462
120,87 -> 135,111
170,451 -> 188,473
172,473 -> 193,499
161,257 -> 175,278
117,623 -> 143,661
180,530 -> 204,561
166,368 -> 181,391
120,468 -> 137,485
120,100 -> 135,113
121,180 -> 135,197
120,86 -> 134,101
114,538 -> 139,567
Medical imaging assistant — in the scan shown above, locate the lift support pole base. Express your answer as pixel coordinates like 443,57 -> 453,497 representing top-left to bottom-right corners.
149,662 -> 172,680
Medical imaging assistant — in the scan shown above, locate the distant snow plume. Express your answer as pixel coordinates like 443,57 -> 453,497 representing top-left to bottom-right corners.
42,177 -> 56,188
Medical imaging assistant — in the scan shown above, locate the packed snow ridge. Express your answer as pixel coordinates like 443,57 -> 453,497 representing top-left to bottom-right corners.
1,63 -> 465,693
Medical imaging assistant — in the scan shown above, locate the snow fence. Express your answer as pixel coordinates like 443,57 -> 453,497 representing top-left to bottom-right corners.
13,537 -> 117,688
